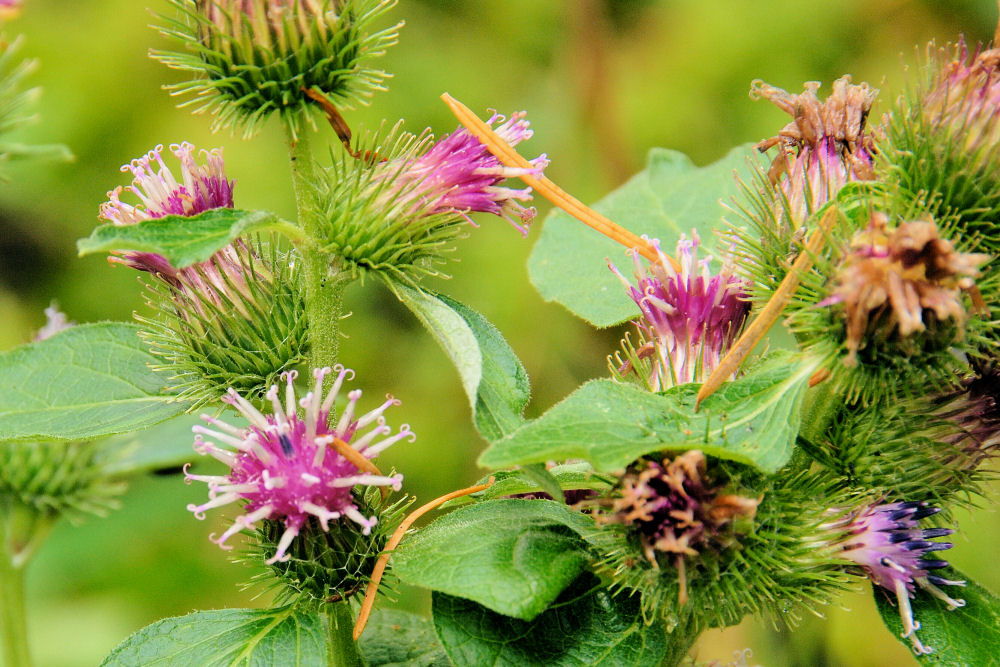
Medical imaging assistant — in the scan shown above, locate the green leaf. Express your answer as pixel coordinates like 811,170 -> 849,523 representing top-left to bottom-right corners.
432,573 -> 669,667
874,569 -> 1000,664
392,499 -> 593,620
359,610 -> 449,667
528,145 -> 757,327
445,463 -> 613,508
97,413 -> 204,476
0,323 -> 192,441
387,282 -> 530,440
77,208 -> 290,269
100,606 -> 324,667
479,352 -> 816,474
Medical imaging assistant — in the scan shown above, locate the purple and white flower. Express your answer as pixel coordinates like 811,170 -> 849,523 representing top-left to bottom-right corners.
824,500 -> 965,654
381,111 -> 548,236
99,142 -> 235,275
186,366 -> 412,564
609,232 -> 750,390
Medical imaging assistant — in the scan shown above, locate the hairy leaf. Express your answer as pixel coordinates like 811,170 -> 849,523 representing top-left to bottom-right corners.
0,323 -> 191,441
528,145 -> 756,327
78,208 -> 285,269
388,282 -> 530,440
874,568 -> 1000,664
432,574 -> 669,667
100,606 -> 324,666
479,353 -> 816,473
392,499 -> 593,620
359,610 -> 449,667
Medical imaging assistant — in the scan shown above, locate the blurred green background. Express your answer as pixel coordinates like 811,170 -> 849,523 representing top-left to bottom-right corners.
2,1 -> 999,665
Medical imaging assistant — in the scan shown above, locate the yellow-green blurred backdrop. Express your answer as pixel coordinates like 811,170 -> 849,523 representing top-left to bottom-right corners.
1,1 -> 998,665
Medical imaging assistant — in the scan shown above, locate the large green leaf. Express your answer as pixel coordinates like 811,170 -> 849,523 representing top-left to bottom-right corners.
100,606 -> 324,666
528,145 -> 757,327
432,574 -> 669,667
388,282 -> 530,440
479,353 -> 816,474
359,610 -> 449,667
0,323 -> 191,441
874,568 -> 1000,664
78,208 -> 287,269
392,499 -> 594,620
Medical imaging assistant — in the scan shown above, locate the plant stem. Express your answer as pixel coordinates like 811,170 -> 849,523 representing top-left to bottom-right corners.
0,498 -> 51,667
326,602 -> 363,667
661,612 -> 699,667
285,118 -> 350,375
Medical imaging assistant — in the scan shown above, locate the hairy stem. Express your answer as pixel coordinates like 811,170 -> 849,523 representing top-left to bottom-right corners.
662,611 -> 700,667
326,602 -> 363,667
286,118 -> 350,376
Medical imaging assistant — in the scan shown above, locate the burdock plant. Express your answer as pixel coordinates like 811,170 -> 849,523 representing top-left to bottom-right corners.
1,2 -> 999,666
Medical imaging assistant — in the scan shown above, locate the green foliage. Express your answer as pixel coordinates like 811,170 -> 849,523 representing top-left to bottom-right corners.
359,610 -> 449,667
77,209 -> 288,270
479,352 -> 817,474
392,499 -> 594,621
100,605 -> 325,666
152,0 -> 401,138
431,574 -> 671,667
388,282 -> 530,441
0,35 -> 72,179
527,145 -> 757,327
0,323 -> 190,441
874,568 -> 1000,663
96,413 -> 203,477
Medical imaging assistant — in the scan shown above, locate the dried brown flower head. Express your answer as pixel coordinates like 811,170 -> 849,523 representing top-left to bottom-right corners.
824,213 -> 988,365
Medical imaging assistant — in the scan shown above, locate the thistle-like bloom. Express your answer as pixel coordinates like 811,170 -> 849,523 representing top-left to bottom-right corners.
932,362 -> 1000,467
99,142 -> 235,276
594,451 -> 759,565
823,500 -> 965,654
609,232 -> 750,390
752,76 -> 877,224
823,213 -> 988,365
186,367 -> 411,564
378,111 -> 548,236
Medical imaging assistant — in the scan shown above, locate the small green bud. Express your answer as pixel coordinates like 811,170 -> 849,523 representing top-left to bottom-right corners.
153,0 -> 401,137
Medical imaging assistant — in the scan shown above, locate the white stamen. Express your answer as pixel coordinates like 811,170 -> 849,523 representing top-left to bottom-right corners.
265,525 -> 299,565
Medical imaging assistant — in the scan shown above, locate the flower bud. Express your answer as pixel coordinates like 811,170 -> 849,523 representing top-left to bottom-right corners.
99,143 -> 308,405
154,0 -> 401,137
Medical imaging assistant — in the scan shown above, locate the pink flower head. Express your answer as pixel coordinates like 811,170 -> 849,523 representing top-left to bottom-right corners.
0,0 -> 21,17
186,366 -> 412,564
751,76 -> 877,224
824,500 -> 965,655
383,111 -> 548,236
99,142 -> 235,274
609,232 -> 750,390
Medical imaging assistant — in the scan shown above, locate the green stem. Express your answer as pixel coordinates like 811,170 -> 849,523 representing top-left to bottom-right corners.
0,498 -> 51,667
661,611 -> 700,667
285,118 -> 350,374
325,602 -> 363,667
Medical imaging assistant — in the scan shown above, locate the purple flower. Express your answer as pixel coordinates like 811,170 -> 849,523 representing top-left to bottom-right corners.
609,232 -> 750,390
186,366 -> 412,564
824,500 -> 965,654
380,111 -> 548,236
99,142 -> 235,275
751,76 -> 877,224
